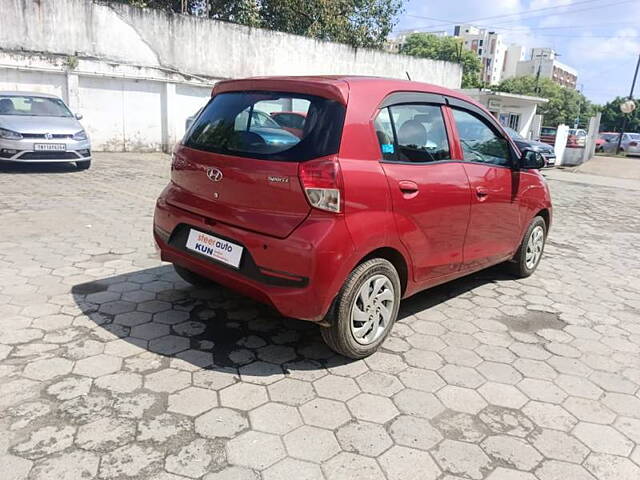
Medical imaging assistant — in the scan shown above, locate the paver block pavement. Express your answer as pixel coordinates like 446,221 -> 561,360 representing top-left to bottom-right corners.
1,153 -> 640,479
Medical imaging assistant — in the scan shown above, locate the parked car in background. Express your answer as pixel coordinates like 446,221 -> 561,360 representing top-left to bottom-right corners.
596,132 -> 618,152
600,132 -> 640,155
154,76 -> 552,358
270,111 -> 307,138
504,127 -> 556,167
0,91 -> 91,169
539,126 -> 556,146
539,126 -> 588,149
567,128 -> 587,147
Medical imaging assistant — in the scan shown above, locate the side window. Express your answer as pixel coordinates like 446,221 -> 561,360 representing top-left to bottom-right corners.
452,109 -> 512,167
374,108 -> 395,161
375,104 -> 450,163
391,105 -> 450,162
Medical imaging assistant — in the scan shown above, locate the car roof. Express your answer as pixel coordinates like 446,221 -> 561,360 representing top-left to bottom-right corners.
0,91 -> 61,99
212,75 -> 484,109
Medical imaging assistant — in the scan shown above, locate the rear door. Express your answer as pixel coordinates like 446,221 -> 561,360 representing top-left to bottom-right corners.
448,103 -> 522,269
168,91 -> 345,239
375,99 -> 471,283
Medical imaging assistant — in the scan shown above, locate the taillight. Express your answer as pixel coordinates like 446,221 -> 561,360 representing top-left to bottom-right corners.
630,141 -> 638,147
299,157 -> 343,213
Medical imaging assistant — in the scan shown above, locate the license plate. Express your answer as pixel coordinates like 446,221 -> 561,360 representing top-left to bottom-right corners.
34,143 -> 66,151
186,229 -> 243,269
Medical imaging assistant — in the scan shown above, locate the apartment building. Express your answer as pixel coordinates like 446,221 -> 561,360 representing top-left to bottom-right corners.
502,44 -> 526,80
453,24 -> 506,85
515,48 -> 578,89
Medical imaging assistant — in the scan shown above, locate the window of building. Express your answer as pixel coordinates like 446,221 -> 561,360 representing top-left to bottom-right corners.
508,114 -> 520,131
452,109 -> 512,167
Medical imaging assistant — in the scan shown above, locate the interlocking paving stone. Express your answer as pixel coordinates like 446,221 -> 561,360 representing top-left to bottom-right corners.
2,153 -> 640,479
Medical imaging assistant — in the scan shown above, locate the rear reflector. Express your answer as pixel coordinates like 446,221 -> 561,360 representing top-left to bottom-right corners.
299,157 -> 343,213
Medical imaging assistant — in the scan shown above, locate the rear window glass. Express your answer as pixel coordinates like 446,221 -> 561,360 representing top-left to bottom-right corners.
184,91 -> 345,162
540,127 -> 557,136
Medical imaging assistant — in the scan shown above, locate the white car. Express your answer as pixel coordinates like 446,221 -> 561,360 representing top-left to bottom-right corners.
0,91 -> 91,169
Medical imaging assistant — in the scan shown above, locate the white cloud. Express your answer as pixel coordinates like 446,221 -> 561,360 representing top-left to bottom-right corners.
568,28 -> 640,61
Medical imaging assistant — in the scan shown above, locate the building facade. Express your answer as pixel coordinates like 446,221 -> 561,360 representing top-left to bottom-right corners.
459,88 -> 548,139
502,44 -> 526,80
515,48 -> 578,89
453,24 -> 507,85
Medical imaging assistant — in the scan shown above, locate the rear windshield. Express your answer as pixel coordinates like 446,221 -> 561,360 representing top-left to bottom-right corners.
184,91 -> 345,162
540,127 -> 557,135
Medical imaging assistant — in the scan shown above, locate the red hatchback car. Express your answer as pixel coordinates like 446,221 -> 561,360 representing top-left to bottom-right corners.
154,76 -> 552,358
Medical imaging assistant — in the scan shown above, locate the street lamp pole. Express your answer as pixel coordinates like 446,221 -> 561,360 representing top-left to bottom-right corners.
615,52 -> 640,155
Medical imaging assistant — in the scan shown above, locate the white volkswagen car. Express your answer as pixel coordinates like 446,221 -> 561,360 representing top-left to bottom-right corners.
0,91 -> 91,169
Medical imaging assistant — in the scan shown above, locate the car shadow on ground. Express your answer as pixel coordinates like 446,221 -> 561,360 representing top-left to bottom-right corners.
0,161 -> 82,174
71,263 -> 516,375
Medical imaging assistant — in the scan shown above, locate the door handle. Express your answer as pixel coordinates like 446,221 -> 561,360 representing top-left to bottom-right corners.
476,187 -> 489,200
399,180 -> 419,193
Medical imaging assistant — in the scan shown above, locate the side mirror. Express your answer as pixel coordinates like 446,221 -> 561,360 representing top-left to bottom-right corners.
521,149 -> 545,170
75,113 -> 83,120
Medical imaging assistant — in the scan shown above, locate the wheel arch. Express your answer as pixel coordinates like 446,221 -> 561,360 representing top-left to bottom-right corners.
535,207 -> 551,232
359,246 -> 409,297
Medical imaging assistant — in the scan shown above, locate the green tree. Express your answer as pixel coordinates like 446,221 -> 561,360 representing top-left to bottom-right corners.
495,75 -> 598,127
400,33 -> 482,88
113,0 -> 404,49
599,96 -> 640,132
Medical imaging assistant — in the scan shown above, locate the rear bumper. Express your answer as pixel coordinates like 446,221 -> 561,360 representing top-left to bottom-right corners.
154,192 -> 356,322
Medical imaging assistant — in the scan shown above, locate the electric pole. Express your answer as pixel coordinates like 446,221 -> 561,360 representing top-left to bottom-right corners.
615,52 -> 640,155
575,83 -> 584,129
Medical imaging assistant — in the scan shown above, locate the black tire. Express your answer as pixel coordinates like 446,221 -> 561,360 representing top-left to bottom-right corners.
173,264 -> 214,287
76,160 -> 91,170
321,258 -> 401,359
508,216 -> 547,278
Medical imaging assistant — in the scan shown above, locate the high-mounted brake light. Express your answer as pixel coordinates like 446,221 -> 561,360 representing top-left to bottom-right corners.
299,157 -> 343,213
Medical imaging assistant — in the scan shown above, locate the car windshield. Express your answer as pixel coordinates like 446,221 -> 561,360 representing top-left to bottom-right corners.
629,133 -> 640,140
503,127 -> 524,140
600,133 -> 618,141
541,127 -> 556,135
0,95 -> 73,117
185,91 -> 345,161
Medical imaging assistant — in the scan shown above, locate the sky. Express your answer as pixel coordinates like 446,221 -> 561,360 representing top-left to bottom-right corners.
393,0 -> 640,105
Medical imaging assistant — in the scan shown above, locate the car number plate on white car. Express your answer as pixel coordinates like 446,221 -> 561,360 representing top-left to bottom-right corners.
34,143 -> 66,151
186,229 -> 243,269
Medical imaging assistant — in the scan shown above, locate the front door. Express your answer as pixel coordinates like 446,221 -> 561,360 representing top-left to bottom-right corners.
375,103 -> 471,283
449,107 -> 522,269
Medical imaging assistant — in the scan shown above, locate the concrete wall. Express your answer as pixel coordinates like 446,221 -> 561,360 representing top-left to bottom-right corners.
0,0 -> 462,151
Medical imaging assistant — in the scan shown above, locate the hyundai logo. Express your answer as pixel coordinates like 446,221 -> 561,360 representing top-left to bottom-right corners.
44,133 -> 53,140
207,167 -> 223,182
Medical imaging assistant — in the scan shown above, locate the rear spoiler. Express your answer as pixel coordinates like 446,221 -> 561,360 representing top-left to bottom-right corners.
211,78 -> 349,105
